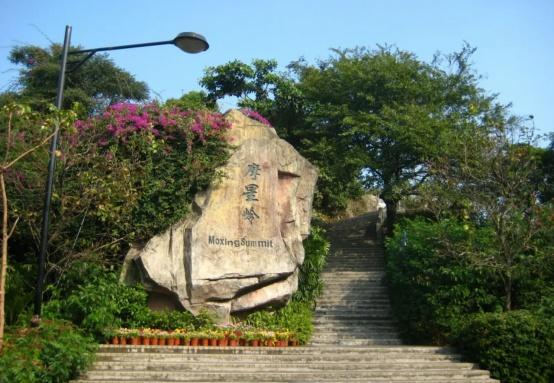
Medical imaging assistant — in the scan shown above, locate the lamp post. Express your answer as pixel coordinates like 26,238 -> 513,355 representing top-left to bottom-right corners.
32,25 -> 209,323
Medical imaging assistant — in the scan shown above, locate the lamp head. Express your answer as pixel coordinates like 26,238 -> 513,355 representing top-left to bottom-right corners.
173,32 -> 209,53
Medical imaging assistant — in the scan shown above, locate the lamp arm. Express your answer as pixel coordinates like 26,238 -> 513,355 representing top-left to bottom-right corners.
70,39 -> 174,55
66,40 -> 174,72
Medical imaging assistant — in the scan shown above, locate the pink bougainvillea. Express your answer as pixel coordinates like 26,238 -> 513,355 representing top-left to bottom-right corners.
72,103 -> 231,148
239,108 -> 272,127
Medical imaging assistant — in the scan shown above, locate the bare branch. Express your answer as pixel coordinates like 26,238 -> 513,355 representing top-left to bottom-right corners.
7,216 -> 20,239
4,131 -> 56,169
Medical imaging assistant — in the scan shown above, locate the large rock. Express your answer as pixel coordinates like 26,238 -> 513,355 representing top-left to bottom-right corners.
122,110 -> 318,322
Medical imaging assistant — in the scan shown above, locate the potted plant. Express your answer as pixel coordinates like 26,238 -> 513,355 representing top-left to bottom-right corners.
228,332 -> 239,347
157,330 -> 168,346
276,330 -> 290,347
260,330 -> 276,347
117,328 -> 133,345
244,330 -> 259,347
104,328 -> 119,345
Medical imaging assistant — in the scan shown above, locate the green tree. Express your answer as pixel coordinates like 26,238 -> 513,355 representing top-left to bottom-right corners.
539,134 -> 554,202
293,46 -> 504,228
164,91 -> 216,111
4,43 -> 149,114
201,58 -> 363,213
200,46 -> 502,221
425,120 -> 554,310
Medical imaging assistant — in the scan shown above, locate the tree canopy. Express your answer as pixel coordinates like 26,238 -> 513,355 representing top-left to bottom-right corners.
4,43 -> 149,114
200,45 -> 505,224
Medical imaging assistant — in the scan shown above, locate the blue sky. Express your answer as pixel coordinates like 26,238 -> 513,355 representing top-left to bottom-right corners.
1,0 -> 552,142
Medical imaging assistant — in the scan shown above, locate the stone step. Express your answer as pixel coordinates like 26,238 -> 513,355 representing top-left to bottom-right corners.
313,319 -> 397,327
321,281 -> 386,286
74,380 -> 497,383
310,339 -> 403,346
322,277 -> 386,281
315,308 -> 392,315
98,345 -> 457,357
312,333 -> 401,341
90,360 -> 477,372
317,296 -> 390,302
77,369 -> 493,381
313,322 -> 398,330
319,286 -> 388,291
316,301 -> 391,306
95,352 -> 463,364
325,267 -> 384,270
316,304 -> 392,310
311,334 -> 402,342
314,294 -> 387,302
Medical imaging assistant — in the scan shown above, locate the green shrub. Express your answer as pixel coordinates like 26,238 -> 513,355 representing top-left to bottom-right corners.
385,218 -> 502,343
294,224 -> 330,304
44,264 -> 148,340
240,301 -> 313,344
0,320 -> 96,383
45,262 -> 214,339
456,310 -> 554,383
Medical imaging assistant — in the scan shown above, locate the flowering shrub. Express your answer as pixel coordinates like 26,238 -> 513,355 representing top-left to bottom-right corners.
56,102 -> 232,260
240,108 -> 272,127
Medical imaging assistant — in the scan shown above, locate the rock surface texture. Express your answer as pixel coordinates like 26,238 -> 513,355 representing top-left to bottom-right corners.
122,110 -> 318,321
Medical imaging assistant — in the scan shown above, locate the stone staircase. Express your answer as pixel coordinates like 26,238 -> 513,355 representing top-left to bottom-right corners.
311,212 -> 401,346
71,213 -> 498,382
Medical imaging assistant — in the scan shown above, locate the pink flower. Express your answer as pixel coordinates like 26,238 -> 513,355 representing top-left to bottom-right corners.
240,108 -> 272,127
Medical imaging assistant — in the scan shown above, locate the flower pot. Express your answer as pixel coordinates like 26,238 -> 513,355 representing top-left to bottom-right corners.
190,338 -> 199,346
173,338 -> 181,346
209,338 -> 218,347
183,338 -> 191,346
111,336 -> 120,345
218,338 -> 228,347
250,340 -> 259,347
166,338 -> 175,346
131,337 -> 140,346
142,337 -> 150,346
265,340 -> 275,347
229,339 -> 238,347
289,340 -> 298,347
158,338 -> 166,346
201,338 -> 209,347
119,337 -> 127,345
239,339 -> 246,346
150,337 -> 159,346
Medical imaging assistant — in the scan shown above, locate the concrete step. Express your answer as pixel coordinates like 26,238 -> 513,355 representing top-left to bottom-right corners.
316,305 -> 392,311
74,380 -> 497,383
94,352 -> 464,364
90,360 -> 477,371
77,369 -> 493,381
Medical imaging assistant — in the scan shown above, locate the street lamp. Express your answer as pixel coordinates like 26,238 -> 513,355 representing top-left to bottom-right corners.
33,25 -> 209,323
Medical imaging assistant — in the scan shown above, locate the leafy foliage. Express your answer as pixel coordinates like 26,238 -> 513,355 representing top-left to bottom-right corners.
294,224 -> 330,304
0,320 -> 96,383
200,46 -> 504,220
240,301 -> 314,345
386,216 -> 554,381
5,43 -> 148,114
456,311 -> 554,383
2,102 -> 231,320
385,218 -> 503,343
424,120 -> 554,310
44,262 -> 215,341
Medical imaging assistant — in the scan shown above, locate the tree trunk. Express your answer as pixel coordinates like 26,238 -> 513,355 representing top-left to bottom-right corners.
504,275 -> 512,311
382,197 -> 399,236
0,172 -> 8,352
